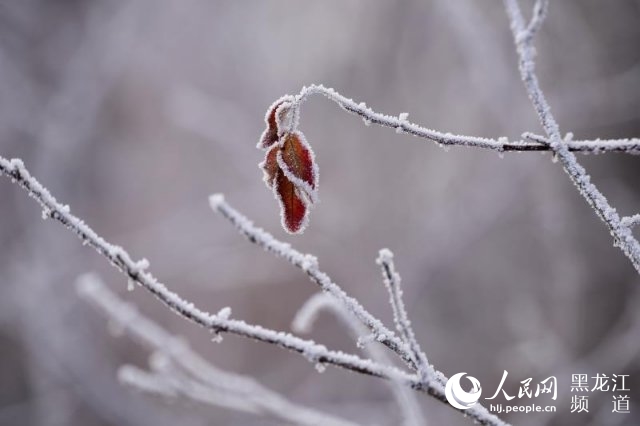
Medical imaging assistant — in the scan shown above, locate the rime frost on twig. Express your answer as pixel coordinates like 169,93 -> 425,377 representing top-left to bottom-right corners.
210,194 -> 505,425
284,85 -> 640,154
520,132 -> 640,154
519,0 -> 548,43
0,158 -> 414,384
377,249 -> 432,384
118,364 -> 177,397
503,0 -> 640,275
293,293 -> 427,426
0,157 -> 507,425
78,274 -> 359,426
621,214 -> 640,230
209,193 -> 416,368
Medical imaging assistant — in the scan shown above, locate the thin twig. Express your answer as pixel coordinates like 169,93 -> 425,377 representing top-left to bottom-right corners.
288,84 -> 640,154
503,0 -> 640,275
621,214 -> 640,230
293,293 -> 427,426
78,274 -> 359,426
209,193 -> 417,369
0,156 -> 508,426
0,157 -> 410,381
377,249 -> 432,384
521,132 -> 640,153
521,0 -> 549,42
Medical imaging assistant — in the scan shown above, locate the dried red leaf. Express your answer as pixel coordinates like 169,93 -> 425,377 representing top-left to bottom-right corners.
274,171 -> 309,234
257,98 -> 316,234
258,102 -> 281,149
258,96 -> 294,150
260,144 -> 279,188
280,132 -> 316,188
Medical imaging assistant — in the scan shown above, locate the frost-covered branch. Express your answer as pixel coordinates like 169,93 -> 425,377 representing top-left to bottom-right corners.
503,0 -> 640,275
377,249 -> 432,384
520,0 -> 548,43
287,84 -> 640,154
78,274 -> 358,426
117,364 -> 176,398
0,155 -> 508,426
0,156 -> 415,382
522,132 -> 640,154
293,294 -> 426,426
621,214 -> 640,230
209,193 -> 417,369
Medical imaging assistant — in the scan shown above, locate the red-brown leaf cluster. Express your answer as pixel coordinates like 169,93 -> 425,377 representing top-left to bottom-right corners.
258,98 -> 318,234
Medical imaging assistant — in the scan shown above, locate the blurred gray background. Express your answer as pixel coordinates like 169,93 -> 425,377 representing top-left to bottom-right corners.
0,1 -> 639,425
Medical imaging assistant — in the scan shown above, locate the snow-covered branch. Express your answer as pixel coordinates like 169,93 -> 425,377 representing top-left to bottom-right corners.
209,193 -> 417,369
287,84 -> 640,154
293,293 -> 427,426
522,132 -> 640,154
0,155 -> 508,426
377,249 -> 432,384
0,157 -> 413,382
503,0 -> 640,275
77,274 -> 358,426
621,214 -> 640,230
520,0 -> 548,43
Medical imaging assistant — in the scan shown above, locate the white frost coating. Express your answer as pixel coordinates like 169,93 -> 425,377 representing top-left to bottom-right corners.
0,157 -> 430,395
216,306 -> 232,320
523,132 -> 640,153
275,131 -> 319,204
274,96 -> 298,137
291,293 -> 331,334
301,254 -> 319,272
293,294 -> 427,426
209,196 -> 505,424
284,85 -> 640,154
621,214 -> 640,230
270,169 -> 311,235
0,155 -> 508,425
503,0 -> 640,275
356,334 -> 375,348
208,193 -> 225,208
118,365 -> 177,397
136,258 -> 150,269
257,95 -> 296,149
377,249 -> 432,384
78,274 -> 359,426
209,193 -> 418,368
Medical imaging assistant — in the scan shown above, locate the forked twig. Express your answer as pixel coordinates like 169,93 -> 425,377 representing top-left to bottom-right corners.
77,274 -> 359,426
502,0 -> 640,275
288,85 -> 640,154
377,249 -> 432,384
0,156 -> 507,426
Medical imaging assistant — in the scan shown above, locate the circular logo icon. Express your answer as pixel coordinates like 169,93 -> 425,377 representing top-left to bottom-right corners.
445,372 -> 482,410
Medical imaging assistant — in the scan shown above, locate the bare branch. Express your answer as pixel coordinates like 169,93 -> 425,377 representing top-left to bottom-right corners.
621,214 -> 640,230
377,249 -> 432,384
78,274 -> 358,426
521,132 -> 640,154
0,155 -> 509,425
521,0 -> 549,42
503,0 -> 640,275
209,193 -> 417,369
118,365 -> 177,397
293,294 -> 427,426
0,157 -> 407,383
286,84 -> 640,154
